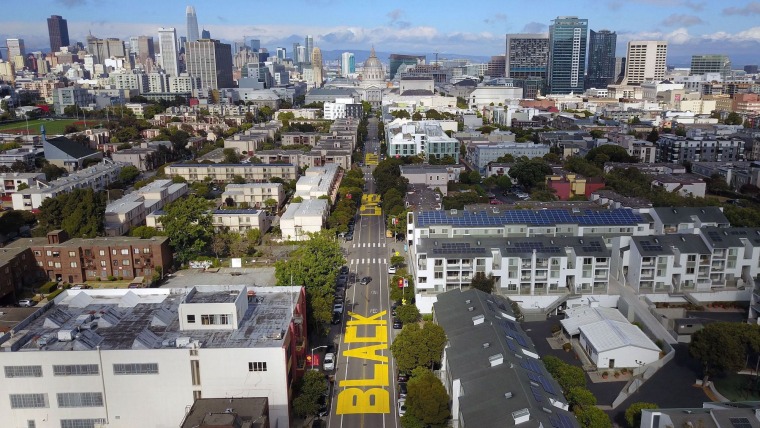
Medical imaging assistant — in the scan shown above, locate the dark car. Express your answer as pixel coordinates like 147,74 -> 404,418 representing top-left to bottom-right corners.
360,276 -> 371,285
393,318 -> 403,329
397,371 -> 409,383
332,312 -> 342,325
318,394 -> 329,417
398,382 -> 408,398
340,266 -> 349,275
344,233 -> 353,241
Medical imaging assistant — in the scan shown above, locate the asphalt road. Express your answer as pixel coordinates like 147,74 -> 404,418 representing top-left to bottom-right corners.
326,117 -> 400,428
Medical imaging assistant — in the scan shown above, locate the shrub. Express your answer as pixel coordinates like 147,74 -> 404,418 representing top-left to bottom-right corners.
47,288 -> 64,300
107,275 -> 116,281
39,281 -> 58,293
602,371 -> 609,378
563,342 -> 572,351
551,323 -> 562,334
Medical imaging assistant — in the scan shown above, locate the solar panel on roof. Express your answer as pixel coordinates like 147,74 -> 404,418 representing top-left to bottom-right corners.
730,418 -> 752,428
540,375 -> 557,395
531,385 -> 544,403
550,413 -> 577,428
520,358 -> 542,374
512,332 -> 529,348
505,337 -> 519,353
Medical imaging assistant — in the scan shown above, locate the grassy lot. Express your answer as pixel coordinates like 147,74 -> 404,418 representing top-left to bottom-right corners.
0,119 -> 101,135
713,373 -> 760,401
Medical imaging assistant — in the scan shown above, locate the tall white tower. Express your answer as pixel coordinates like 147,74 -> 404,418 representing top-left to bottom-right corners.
157,27 -> 179,76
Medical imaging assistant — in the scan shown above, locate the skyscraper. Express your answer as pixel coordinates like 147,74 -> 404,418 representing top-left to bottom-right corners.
505,34 -> 549,79
136,36 -> 156,70
250,39 -> 260,52
389,54 -> 425,80
621,41 -> 667,85
547,16 -> 588,94
690,54 -> 732,80
305,35 -> 313,64
201,29 -> 210,39
276,47 -> 286,61
186,6 -> 199,43
292,42 -> 301,63
586,29 -> 617,89
341,52 -> 356,76
6,39 -> 25,59
47,15 -> 70,53
157,27 -> 180,76
311,46 -> 323,87
487,55 -> 506,78
185,39 -> 233,90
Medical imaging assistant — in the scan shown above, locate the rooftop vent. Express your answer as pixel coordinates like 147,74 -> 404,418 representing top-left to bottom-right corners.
489,353 -> 504,367
450,209 -> 458,215
468,306 -> 475,312
483,342 -> 491,348
512,408 -> 530,425
465,299 -> 471,304
472,314 -> 485,325
504,392 -> 513,399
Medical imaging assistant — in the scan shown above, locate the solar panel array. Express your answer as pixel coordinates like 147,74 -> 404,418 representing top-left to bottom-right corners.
730,418 -> 752,428
550,413 -> 577,428
639,240 -> 663,252
520,358 -> 543,374
708,231 -> 723,243
506,241 -> 562,254
530,384 -> 544,403
527,372 -> 557,395
431,242 -> 487,255
581,240 -> 604,253
416,208 -> 644,228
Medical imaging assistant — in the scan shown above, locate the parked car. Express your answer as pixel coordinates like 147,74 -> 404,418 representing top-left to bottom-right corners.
323,353 -> 335,371
332,312 -> 342,325
360,276 -> 371,285
18,299 -> 34,307
318,394 -> 329,417
393,318 -> 403,329
388,266 -> 396,274
344,233 -> 353,241
398,398 -> 406,416
397,371 -> 409,383
333,303 -> 344,314
398,382 -> 407,398
340,266 -> 349,275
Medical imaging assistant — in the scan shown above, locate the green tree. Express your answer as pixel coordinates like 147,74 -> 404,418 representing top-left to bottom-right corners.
292,369 -> 328,418
585,145 -> 635,166
689,322 -> 760,379
646,128 -> 659,143
396,304 -> 421,324
223,148 -> 240,163
509,158 -> 552,189
42,162 -> 68,181
575,405 -> 612,428
566,386 -> 597,408
37,188 -> 107,238
625,402 -> 658,428
406,367 -> 450,427
390,254 -> 405,267
159,195 -> 213,265
16,183 -> 29,191
706,173 -> 730,194
118,165 -> 140,184
391,322 -> 447,372
725,112 -> 743,125
469,272 -> 495,294
129,226 -> 164,238
542,355 -> 586,392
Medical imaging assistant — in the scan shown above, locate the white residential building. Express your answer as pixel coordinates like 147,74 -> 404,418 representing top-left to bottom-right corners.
0,285 -> 308,428
222,183 -> 285,209
280,199 -> 329,241
104,179 -> 188,236
0,172 -> 46,196
293,164 -> 340,201
12,161 -> 125,211
166,163 -> 298,183
385,119 -> 459,161
211,209 -> 271,234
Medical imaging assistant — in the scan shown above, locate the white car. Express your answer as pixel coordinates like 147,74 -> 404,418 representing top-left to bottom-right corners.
398,398 -> 406,416
388,266 -> 396,274
333,303 -> 344,314
323,353 -> 335,371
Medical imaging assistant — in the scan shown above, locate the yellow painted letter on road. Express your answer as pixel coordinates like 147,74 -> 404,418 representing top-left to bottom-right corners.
345,324 -> 388,344
342,344 -> 388,363
340,363 -> 389,387
346,310 -> 387,326
336,388 -> 390,414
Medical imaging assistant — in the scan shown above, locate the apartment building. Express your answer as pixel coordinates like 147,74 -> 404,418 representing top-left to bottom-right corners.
211,209 -> 271,234
280,199 -> 329,242
293,164 -> 340,201
0,172 -> 46,196
0,285 -> 307,428
466,142 -> 550,174
12,161 -> 125,211
281,132 -> 320,146
656,134 -> 745,163
0,148 -> 38,169
385,120 -> 459,161
223,133 -> 266,155
649,206 -> 729,234
222,183 -> 285,209
0,246 -> 37,300
110,148 -> 159,171
104,179 -> 188,236
166,163 -> 298,183
399,165 -> 452,196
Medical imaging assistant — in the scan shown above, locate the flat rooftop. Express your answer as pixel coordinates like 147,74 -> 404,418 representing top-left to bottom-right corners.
414,208 -> 646,228
0,285 -> 301,351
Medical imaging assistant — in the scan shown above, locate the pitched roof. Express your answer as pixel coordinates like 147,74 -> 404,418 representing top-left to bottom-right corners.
44,136 -> 98,159
579,320 -> 660,353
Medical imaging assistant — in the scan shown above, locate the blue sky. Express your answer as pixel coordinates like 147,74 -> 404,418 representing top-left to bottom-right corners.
3,0 -> 760,65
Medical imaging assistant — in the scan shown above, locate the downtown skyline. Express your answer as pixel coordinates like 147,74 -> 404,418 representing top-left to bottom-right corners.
2,0 -> 760,65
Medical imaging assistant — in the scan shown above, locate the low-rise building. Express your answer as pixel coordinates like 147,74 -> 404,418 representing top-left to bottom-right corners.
293,164 -> 340,201
224,132 -> 267,155
656,133 -> 745,163
399,165 -> 450,196
650,174 -> 706,198
0,148 -> 37,169
211,209 -> 271,234
104,179 -> 188,236
649,206 -> 729,234
222,183 -> 285,209
385,119 -> 459,161
43,134 -> 103,172
110,147 -> 159,171
12,160 -> 125,211
434,288 -> 578,428
0,172 -> 46,196
280,199 -> 329,241
0,284 -> 307,428
546,170 -> 605,200
467,142 -> 550,174
166,163 -> 298,183
281,132 -> 320,146
641,402 -> 760,428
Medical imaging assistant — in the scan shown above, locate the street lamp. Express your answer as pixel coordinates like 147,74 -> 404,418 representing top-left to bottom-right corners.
310,345 -> 327,370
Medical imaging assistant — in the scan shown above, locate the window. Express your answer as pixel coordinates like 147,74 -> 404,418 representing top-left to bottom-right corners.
99,250 -> 105,256
219,314 -> 230,325
418,277 -> 427,283
53,365 -> 99,376
68,251 -> 76,257
60,419 -> 107,428
100,261 -> 106,267
4,365 -> 42,378
201,314 -> 212,325
34,251 -> 41,256
54,262 -> 61,269
191,360 -> 201,385
47,261 -> 53,267
122,260 -> 130,266
187,315 -> 196,323
143,247 -> 151,254
134,248 -> 139,254
434,272 -> 443,279
9,393 -> 47,409
111,250 -> 116,255
113,363 -> 158,375
121,249 -> 129,255
70,262 -> 78,268
57,392 -> 103,408
27,420 -> 35,428
248,361 -> 267,372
